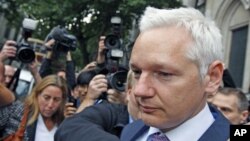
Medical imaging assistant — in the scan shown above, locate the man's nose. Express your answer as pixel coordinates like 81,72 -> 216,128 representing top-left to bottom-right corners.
134,73 -> 154,98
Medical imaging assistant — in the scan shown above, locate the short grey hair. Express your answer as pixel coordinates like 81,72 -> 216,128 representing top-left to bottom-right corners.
217,87 -> 249,111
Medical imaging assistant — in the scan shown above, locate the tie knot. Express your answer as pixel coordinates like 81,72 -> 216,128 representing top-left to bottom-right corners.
147,132 -> 170,141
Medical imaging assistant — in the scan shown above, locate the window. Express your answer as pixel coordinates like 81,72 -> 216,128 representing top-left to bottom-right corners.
229,26 -> 248,88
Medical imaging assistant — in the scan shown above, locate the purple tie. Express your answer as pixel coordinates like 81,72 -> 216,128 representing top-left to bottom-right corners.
146,132 -> 170,141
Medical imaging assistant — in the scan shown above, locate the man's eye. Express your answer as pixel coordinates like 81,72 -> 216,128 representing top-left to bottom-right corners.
159,72 -> 171,77
221,107 -> 231,113
155,72 -> 173,80
132,70 -> 141,79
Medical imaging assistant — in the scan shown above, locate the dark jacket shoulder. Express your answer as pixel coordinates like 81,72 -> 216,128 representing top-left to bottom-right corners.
55,103 -> 129,141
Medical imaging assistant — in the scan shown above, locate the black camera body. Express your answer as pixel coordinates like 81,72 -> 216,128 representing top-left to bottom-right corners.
97,61 -> 128,92
106,70 -> 128,92
100,16 -> 128,92
104,16 -> 124,60
15,42 -> 35,63
47,26 -> 77,52
10,18 -> 38,64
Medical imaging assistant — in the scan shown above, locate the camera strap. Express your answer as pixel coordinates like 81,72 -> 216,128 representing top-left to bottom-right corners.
7,67 -> 21,92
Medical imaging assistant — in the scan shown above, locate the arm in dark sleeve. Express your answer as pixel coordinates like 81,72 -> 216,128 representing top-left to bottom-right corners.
66,60 -> 76,90
54,103 -> 128,141
39,58 -> 52,78
223,69 -> 236,88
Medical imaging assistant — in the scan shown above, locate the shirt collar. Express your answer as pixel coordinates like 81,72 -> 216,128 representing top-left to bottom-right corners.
144,103 -> 214,141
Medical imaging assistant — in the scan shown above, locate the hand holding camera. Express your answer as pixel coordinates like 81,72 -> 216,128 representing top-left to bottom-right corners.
0,40 -> 17,62
86,74 -> 108,101
44,39 -> 55,50
45,26 -> 77,53
2,40 -> 36,64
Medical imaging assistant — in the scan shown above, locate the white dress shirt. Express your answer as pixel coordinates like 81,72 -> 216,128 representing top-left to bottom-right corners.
35,114 -> 57,141
137,103 -> 214,141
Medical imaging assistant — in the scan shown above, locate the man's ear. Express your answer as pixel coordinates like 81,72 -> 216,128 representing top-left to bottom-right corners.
204,61 -> 224,93
240,110 -> 249,124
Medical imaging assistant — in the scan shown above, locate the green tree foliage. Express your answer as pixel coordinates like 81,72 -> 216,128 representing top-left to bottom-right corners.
0,0 -> 182,69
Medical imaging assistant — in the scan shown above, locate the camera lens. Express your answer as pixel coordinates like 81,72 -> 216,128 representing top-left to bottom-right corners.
107,71 -> 127,92
17,47 -> 35,63
104,34 -> 120,49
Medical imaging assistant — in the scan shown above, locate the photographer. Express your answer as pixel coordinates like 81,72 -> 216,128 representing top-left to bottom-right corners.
65,72 -> 128,117
75,73 -> 107,113
55,70 -> 135,141
64,35 -> 127,117
39,27 -> 76,90
81,34 -> 127,104
40,38 -> 76,89
0,40 -> 17,86
0,40 -> 41,90
64,68 -> 97,118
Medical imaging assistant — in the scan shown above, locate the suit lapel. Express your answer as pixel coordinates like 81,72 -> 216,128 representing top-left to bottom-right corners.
198,105 -> 230,141
121,120 -> 149,141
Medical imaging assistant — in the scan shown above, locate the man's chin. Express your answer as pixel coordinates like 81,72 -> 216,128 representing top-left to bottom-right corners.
141,114 -> 178,130
141,113 -> 160,126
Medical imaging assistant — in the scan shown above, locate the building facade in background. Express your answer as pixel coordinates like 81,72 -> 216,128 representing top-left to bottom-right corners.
184,0 -> 250,93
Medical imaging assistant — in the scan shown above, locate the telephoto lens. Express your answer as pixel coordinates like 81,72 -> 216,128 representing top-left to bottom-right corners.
106,71 -> 128,92
16,43 -> 35,63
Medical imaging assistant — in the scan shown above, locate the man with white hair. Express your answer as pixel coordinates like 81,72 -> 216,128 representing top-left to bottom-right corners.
121,7 -> 230,141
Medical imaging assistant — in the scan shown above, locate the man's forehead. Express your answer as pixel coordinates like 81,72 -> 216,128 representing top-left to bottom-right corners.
214,94 -> 239,104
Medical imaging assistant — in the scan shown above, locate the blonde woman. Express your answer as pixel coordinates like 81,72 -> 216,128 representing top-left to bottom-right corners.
0,75 -> 68,141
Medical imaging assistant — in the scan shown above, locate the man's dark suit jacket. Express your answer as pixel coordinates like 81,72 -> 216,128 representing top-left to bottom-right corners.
54,102 -> 129,141
120,105 -> 230,141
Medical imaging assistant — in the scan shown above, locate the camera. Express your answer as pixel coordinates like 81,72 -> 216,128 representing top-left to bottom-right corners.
97,62 -> 128,92
11,18 -> 38,63
97,16 -> 128,94
106,70 -> 128,92
15,42 -> 35,63
104,16 -> 124,60
104,34 -> 120,49
46,26 -> 77,52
